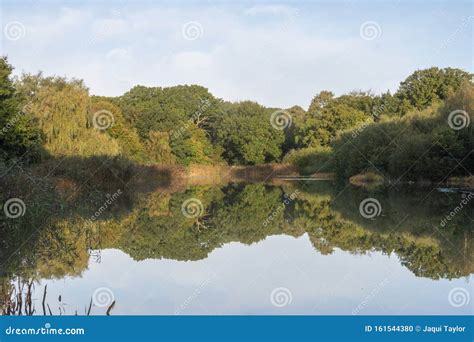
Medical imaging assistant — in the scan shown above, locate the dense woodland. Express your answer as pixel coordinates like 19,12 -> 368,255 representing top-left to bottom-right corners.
1,56 -> 472,313
0,56 -> 472,182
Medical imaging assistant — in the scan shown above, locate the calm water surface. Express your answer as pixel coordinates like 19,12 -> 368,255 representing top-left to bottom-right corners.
1,180 -> 472,315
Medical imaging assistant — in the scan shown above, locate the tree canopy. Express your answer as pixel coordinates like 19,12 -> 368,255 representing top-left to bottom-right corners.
212,101 -> 285,164
0,57 -> 42,163
0,58 -> 471,183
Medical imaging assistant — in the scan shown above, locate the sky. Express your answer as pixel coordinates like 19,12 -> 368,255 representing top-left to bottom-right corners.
35,236 -> 473,315
0,0 -> 472,109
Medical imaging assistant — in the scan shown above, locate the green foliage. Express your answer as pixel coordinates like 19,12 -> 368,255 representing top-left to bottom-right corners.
0,57 -> 42,162
117,85 -> 220,137
283,146 -> 334,175
292,67 -> 470,154
1,168 -> 471,283
395,67 -> 471,116
170,124 -> 219,165
144,131 -> 176,164
332,82 -> 474,181
116,84 -> 223,164
296,91 -> 370,147
15,74 -> 120,157
287,67 -> 472,181
2,59 -> 472,185
281,105 -> 306,153
90,98 -> 146,162
213,101 -> 285,164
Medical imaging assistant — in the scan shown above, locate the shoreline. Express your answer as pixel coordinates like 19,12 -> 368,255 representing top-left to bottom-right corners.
6,159 -> 473,192
349,172 -> 474,190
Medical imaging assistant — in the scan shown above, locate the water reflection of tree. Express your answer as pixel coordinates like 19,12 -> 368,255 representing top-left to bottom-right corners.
1,278 -> 35,315
0,278 -> 115,316
1,166 -> 473,314
294,184 -> 473,280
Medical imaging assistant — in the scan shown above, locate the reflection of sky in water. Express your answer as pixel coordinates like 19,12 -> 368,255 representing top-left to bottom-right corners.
37,233 -> 472,315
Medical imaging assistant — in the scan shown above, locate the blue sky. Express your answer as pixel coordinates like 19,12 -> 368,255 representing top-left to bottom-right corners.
0,0 -> 472,108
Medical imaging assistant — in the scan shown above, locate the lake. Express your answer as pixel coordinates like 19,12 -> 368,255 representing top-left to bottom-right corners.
1,176 -> 472,315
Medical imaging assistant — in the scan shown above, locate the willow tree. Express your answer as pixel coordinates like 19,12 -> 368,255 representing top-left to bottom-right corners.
15,74 -> 120,157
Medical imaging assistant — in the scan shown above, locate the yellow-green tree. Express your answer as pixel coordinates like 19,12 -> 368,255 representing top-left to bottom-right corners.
144,131 -> 176,164
90,98 -> 146,162
16,74 -> 120,157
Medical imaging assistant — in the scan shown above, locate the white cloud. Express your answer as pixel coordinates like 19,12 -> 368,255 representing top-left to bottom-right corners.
244,5 -> 299,17
105,48 -> 130,61
1,3 -> 470,109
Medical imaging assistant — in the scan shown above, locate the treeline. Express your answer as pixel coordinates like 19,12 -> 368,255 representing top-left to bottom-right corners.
0,56 -> 472,181
284,68 -> 473,182
0,56 -> 284,166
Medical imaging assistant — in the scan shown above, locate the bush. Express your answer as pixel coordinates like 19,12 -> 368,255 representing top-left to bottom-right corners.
283,146 -> 334,174
331,82 -> 473,182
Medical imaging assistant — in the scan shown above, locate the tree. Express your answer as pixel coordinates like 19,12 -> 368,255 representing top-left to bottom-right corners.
90,98 -> 146,162
116,84 -> 222,165
307,91 -> 334,111
297,91 -> 369,147
170,124 -> 220,165
395,67 -> 471,115
15,74 -> 120,157
331,81 -> 473,181
117,84 -> 220,139
281,105 -> 306,153
213,101 -> 285,164
144,131 -> 176,164
0,57 -> 42,162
